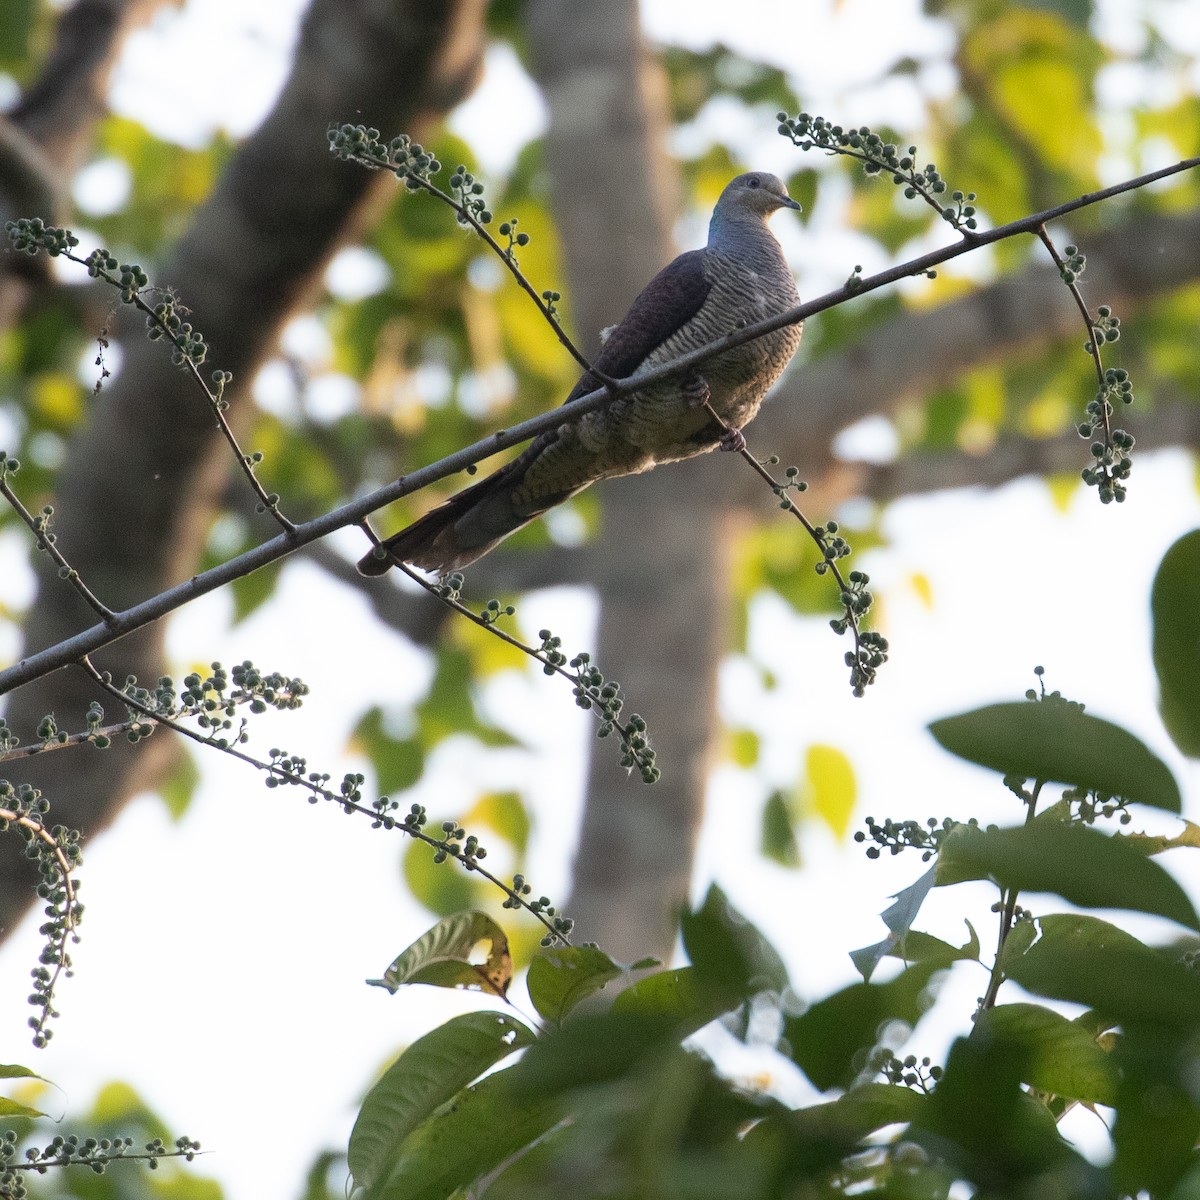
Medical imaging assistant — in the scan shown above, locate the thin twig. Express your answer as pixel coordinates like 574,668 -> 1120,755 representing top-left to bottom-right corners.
79,657 -> 572,945
0,471 -> 115,622
362,543 -> 657,780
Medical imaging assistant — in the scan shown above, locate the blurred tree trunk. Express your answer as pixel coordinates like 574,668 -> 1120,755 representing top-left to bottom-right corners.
0,0 -> 165,328
526,0 -> 727,962
0,0 -> 489,936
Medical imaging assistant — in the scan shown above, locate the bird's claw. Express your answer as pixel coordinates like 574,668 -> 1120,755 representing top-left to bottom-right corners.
719,426 -> 747,453
682,372 -> 711,408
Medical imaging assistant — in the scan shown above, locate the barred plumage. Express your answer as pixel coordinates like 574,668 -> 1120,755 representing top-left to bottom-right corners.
359,172 -> 803,576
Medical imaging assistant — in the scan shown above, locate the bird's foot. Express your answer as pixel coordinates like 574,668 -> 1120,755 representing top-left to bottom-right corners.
682,372 -> 711,408
718,425 -> 747,453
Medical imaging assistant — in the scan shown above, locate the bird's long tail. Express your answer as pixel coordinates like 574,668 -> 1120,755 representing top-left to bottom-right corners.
357,443 -> 580,577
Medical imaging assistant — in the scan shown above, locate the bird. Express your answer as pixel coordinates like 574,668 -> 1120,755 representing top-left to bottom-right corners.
358,171 -> 803,577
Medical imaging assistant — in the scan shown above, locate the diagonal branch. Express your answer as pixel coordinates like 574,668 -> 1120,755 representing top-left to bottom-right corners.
4,156 -> 1198,696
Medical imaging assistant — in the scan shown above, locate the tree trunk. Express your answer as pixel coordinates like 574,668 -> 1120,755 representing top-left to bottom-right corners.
0,0 -> 489,936
525,0 -> 724,961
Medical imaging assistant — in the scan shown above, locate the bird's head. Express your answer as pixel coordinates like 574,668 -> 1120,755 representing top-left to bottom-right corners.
716,172 -> 803,222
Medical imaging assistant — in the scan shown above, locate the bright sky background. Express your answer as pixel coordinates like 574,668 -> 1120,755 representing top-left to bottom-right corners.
2,2 -> 1199,1198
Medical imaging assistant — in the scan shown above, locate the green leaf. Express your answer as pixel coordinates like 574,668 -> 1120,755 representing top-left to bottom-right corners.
1005,913 -> 1200,1027
885,925 -> 981,969
913,1027 -> 1097,1189
783,962 -> 941,1092
368,912 -> 512,998
612,966 -> 737,1036
936,822 -> 1200,930
1152,528 -> 1200,757
351,707 -> 425,794
930,698 -> 1181,812
527,945 -> 623,1025
0,1096 -> 44,1117
744,1084 -> 924,1177
760,789 -> 800,867
681,884 -> 789,1000
974,1003 -> 1117,1104
0,1063 -> 37,1079
402,837 -> 480,917
371,1065 -> 561,1200
158,747 -> 200,821
348,1011 -> 534,1193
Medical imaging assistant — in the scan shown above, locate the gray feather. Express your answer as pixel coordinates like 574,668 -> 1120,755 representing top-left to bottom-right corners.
359,172 -> 803,577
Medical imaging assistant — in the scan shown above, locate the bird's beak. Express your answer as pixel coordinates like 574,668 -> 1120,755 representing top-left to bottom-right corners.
777,194 -> 803,212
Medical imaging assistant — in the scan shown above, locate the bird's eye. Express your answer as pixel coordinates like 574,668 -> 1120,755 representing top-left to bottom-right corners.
748,176 -> 761,187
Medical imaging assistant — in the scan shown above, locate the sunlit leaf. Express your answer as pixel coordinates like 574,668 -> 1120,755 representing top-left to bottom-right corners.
527,945 -> 623,1025
1005,913 -> 1200,1026
802,744 -> 856,839
974,1002 -> 1117,1104
369,912 -> 513,998
348,1011 -> 534,1193
929,698 -> 1181,812
370,1065 -> 560,1200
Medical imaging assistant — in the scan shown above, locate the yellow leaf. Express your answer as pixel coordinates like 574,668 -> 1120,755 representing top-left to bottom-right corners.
909,572 -> 934,610
31,372 -> 82,426
803,744 -> 857,841
1046,472 -> 1078,513
450,608 -> 527,675
727,728 -> 760,768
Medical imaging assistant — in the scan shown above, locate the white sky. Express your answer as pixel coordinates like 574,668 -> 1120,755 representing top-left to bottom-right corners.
2,2 -> 1199,1198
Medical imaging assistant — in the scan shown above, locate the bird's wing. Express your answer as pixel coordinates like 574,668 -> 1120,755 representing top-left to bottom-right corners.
563,249 -> 711,403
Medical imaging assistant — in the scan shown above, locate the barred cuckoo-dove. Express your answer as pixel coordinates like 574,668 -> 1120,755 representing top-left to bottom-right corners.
358,171 -> 803,577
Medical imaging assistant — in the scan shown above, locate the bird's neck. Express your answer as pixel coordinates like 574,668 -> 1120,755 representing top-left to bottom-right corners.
708,212 -> 785,272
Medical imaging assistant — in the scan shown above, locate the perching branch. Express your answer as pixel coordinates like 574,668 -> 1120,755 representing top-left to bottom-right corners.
3,151 -> 1197,697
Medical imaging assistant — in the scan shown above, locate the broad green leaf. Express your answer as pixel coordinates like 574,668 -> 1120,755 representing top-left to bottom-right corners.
974,1003 -> 1117,1105
1152,529 -> 1200,757
372,1064 -> 561,1200
506,1009 -> 693,1103
348,1011 -> 534,1193
369,912 -> 512,998
681,884 -> 789,998
936,822 -> 1200,931
744,1084 -> 925,1177
913,1027 -> 1097,1189
527,945 -> 623,1025
0,1063 -> 37,1078
929,699 -> 1181,812
803,744 -> 856,840
1006,913 -> 1200,1027
612,966 -> 737,1036
783,962 -> 941,1092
